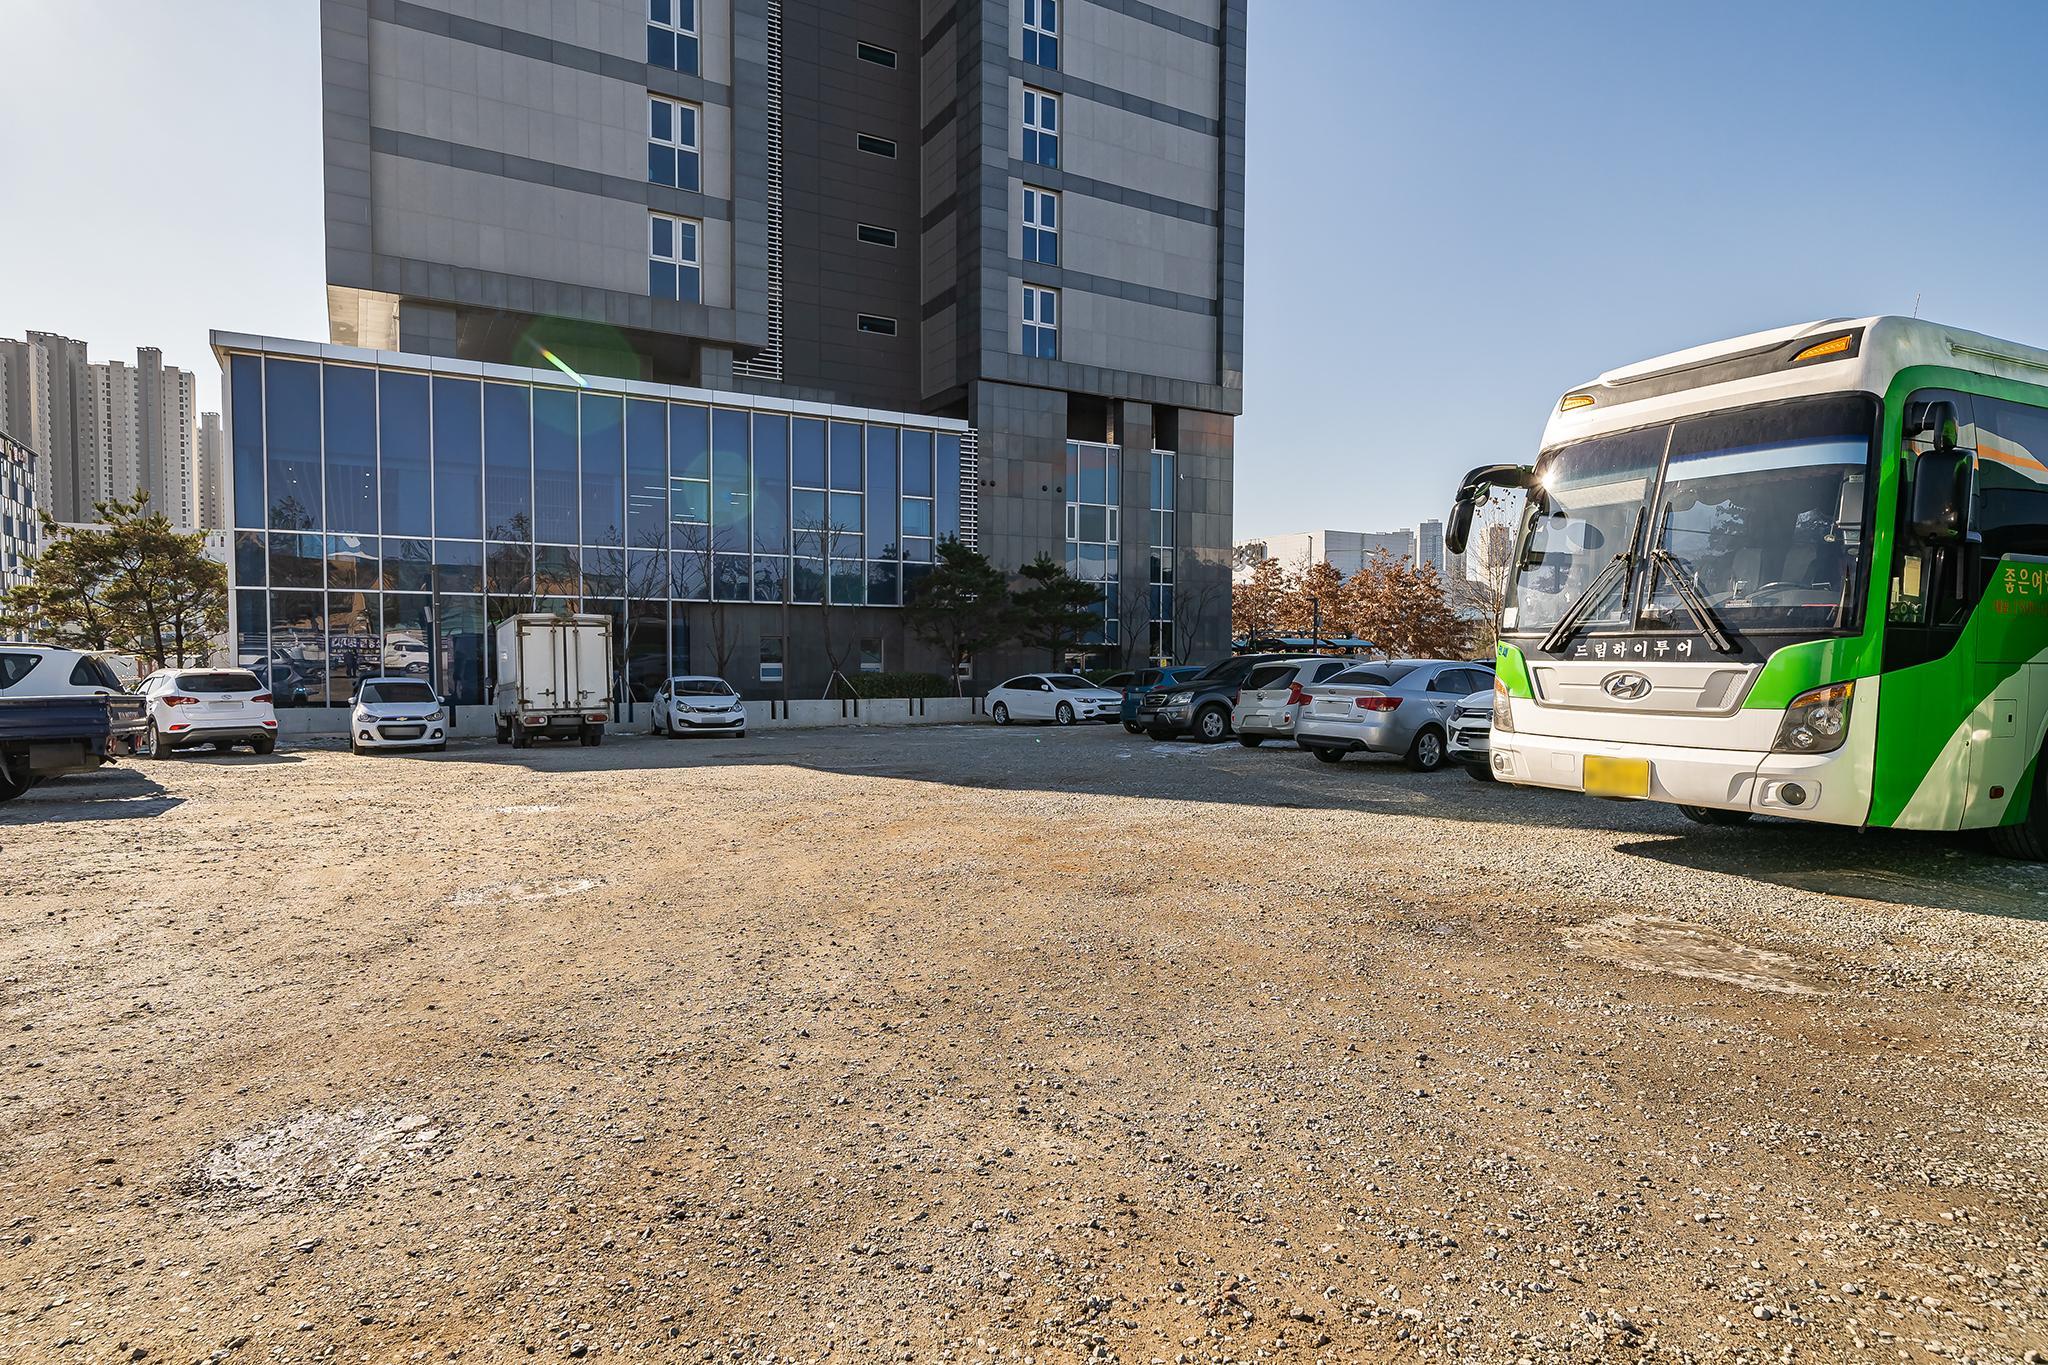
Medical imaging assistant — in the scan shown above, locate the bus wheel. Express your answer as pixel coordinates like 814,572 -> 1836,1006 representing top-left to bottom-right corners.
1989,752 -> 2048,860
1677,805 -> 1751,827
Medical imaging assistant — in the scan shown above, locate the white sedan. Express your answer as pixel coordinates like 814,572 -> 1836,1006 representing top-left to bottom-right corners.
987,674 -> 1122,726
652,675 -> 747,737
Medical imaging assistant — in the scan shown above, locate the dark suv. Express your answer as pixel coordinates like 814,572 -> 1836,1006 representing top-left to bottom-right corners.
1134,654 -> 1318,743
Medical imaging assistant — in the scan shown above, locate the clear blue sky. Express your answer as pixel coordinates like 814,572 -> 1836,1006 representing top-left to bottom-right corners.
3,2 -> 2047,540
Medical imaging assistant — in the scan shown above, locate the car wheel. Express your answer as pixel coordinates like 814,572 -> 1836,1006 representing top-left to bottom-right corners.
1465,761 -> 1496,783
1194,705 -> 1230,743
1677,804 -> 1752,827
1237,735 -> 1263,748
1122,720 -> 1142,734
1055,701 -> 1075,726
1311,746 -> 1345,764
144,722 -> 170,759
253,734 -> 276,756
1404,726 -> 1446,772
992,701 -> 1011,726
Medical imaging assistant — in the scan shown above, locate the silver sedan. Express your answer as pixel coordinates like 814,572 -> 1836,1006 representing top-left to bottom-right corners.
1293,660 -> 1498,771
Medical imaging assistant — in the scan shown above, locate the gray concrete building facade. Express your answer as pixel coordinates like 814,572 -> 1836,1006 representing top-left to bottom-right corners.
311,0 -> 1246,687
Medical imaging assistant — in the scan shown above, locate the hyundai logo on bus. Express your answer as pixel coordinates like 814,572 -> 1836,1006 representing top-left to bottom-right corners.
1602,671 -> 1654,702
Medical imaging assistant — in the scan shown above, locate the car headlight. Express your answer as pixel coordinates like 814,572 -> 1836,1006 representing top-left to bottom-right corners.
1773,681 -> 1854,755
1491,677 -> 1514,733
1167,691 -> 1194,705
426,709 -> 444,722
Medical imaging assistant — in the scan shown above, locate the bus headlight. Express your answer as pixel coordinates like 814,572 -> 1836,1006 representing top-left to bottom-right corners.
1773,682 -> 1854,755
1491,676 -> 1515,733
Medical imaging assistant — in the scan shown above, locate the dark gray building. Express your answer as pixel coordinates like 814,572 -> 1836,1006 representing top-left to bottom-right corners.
303,0 -> 1244,695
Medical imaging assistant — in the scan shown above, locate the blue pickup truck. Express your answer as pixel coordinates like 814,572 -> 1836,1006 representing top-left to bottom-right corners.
0,646 -> 148,803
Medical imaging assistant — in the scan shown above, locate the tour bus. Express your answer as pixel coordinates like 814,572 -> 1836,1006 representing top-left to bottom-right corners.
1446,316 -> 2048,858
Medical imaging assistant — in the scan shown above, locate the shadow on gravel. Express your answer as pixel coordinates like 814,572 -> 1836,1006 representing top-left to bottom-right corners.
1615,825 -> 2048,921
1,768 -> 184,823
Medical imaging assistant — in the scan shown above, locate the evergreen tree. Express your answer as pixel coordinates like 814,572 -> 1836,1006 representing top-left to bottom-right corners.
903,538 -> 1014,695
1011,552 -> 1103,668
0,494 -> 227,667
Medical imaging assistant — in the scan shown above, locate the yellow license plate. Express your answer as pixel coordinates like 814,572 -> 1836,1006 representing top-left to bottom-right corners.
1582,755 -> 1651,798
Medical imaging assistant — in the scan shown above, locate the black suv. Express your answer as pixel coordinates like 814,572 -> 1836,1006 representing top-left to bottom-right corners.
1134,654 -> 1317,743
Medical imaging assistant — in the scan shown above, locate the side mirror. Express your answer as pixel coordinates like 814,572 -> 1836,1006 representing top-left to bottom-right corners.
1909,451 -> 1970,543
1445,495 -> 1476,557
1445,464 -> 1537,555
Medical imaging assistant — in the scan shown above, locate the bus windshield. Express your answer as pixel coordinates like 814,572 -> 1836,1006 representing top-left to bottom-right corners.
1505,395 -> 1877,639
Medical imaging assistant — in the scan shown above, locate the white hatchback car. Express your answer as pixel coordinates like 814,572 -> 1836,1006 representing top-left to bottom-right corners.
987,674 -> 1122,726
1229,657 -> 1356,746
136,667 -> 279,756
349,676 -> 449,754
652,675 -> 747,737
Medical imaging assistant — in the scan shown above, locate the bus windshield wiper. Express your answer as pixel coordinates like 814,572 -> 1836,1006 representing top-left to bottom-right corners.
1541,506 -> 1645,654
1649,546 -> 1737,654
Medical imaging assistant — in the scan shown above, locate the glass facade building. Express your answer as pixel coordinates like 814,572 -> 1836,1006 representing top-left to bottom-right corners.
220,336 -> 969,707
1063,440 -> 1176,656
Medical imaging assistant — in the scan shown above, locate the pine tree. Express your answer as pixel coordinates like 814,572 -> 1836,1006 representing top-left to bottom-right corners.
1011,552 -> 1103,668
904,538 -> 1014,695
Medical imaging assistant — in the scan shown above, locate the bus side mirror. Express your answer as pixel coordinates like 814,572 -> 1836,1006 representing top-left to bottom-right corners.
1909,451 -> 1969,543
1445,496 -> 1476,556
1444,464 -> 1536,555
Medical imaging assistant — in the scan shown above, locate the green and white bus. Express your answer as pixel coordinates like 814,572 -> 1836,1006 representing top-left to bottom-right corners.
1446,316 -> 2048,858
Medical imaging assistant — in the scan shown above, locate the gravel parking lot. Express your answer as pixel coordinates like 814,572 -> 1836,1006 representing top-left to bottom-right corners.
4,721 -> 2047,1364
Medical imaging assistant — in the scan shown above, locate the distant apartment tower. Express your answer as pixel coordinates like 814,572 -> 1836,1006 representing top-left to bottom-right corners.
1,431 -> 40,594
196,412 -> 226,530
1251,527 -> 1417,576
0,334 -> 201,526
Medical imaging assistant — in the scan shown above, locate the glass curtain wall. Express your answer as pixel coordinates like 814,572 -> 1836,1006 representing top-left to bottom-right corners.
1065,440 -> 1120,647
226,353 -> 968,703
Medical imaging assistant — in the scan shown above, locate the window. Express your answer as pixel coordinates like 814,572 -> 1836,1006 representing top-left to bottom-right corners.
1022,188 -> 1058,265
647,0 -> 699,74
1065,440 -> 1119,647
1022,89 -> 1059,168
1022,0 -> 1059,69
649,213 -> 702,303
0,652 -> 40,690
858,133 -> 898,158
760,636 -> 784,682
857,42 -> 897,68
71,656 -> 122,689
859,638 -> 883,673
857,314 -> 899,336
857,223 -> 898,248
648,95 -> 701,192
1021,286 -> 1058,359
1973,396 -> 2048,566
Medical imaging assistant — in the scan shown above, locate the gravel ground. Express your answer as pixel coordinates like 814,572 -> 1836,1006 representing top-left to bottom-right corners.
4,721 -> 2047,1365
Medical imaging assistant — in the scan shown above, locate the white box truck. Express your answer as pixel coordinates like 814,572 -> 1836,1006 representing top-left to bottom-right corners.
493,613 -> 614,748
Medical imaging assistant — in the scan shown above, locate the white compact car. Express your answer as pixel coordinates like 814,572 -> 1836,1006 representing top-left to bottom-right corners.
349,676 -> 449,754
136,667 -> 279,756
987,674 -> 1122,726
652,675 -> 747,737
1229,657 -> 1356,746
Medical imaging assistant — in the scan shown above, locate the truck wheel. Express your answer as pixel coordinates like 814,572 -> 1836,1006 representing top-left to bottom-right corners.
0,758 -> 31,803
495,719 -> 510,744
1989,746 -> 2048,860
1677,804 -> 1752,827
511,724 -> 531,750
145,722 -> 171,759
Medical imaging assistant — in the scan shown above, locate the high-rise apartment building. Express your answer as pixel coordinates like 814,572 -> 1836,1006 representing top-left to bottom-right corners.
267,0 -> 1247,695
0,334 -> 202,526
197,412 -> 227,531
1,431 -> 39,595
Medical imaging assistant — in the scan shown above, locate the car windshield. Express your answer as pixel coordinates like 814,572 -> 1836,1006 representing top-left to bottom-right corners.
176,671 -> 260,694
1506,394 -> 1877,637
361,681 -> 435,704
674,679 -> 735,695
1049,675 -> 1096,690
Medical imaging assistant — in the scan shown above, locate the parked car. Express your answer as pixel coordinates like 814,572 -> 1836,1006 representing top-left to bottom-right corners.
0,644 -> 148,801
136,666 -> 279,757
1229,657 -> 1357,746
1134,654 -> 1319,743
1293,660 -> 1496,771
1447,686 -> 1496,781
384,634 -> 431,676
1101,665 -> 1203,734
652,675 -> 747,737
348,676 -> 448,754
988,674 -> 1122,726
